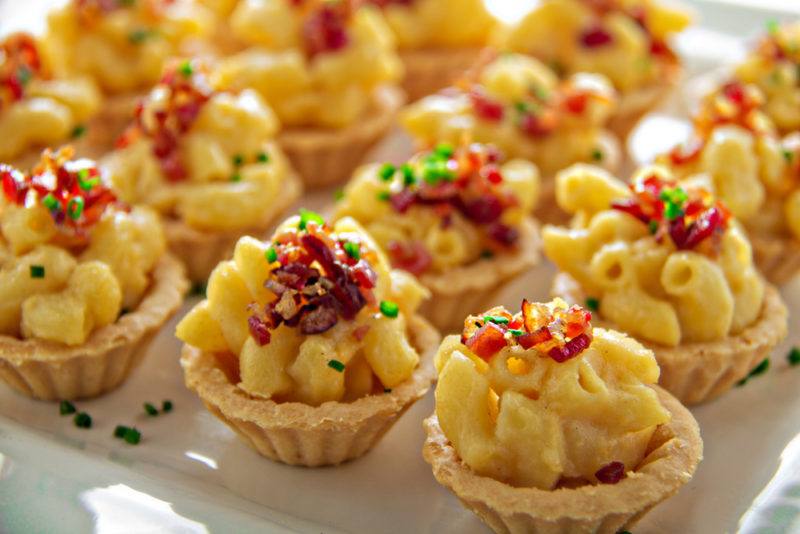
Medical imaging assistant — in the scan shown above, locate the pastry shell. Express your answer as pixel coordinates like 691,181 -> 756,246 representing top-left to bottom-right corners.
608,65 -> 683,140
0,254 -> 188,401
749,231 -> 800,286
552,272 -> 788,405
180,314 -> 440,467
417,218 -> 541,334
422,385 -> 702,534
278,86 -> 404,189
399,47 -> 482,102
163,171 -> 302,284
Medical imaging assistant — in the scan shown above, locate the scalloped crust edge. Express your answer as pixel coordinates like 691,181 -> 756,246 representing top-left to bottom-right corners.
164,171 -> 303,283
278,85 -> 405,189
399,47 -> 483,102
423,386 -> 702,534
552,272 -> 788,405
180,314 -> 441,467
418,217 -> 541,334
0,254 -> 188,401
749,231 -> 800,286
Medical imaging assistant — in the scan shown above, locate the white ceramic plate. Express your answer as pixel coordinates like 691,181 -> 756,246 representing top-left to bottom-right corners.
1,1 -> 800,533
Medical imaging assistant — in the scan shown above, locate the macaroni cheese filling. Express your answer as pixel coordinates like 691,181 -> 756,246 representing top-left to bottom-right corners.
176,213 -> 430,406
104,59 -> 292,231
496,0 -> 690,93
401,53 -> 616,176
544,165 -> 765,347
434,298 -> 670,489
334,142 -> 539,275
735,21 -> 800,133
43,0 -> 212,93
0,147 -> 166,345
363,0 -> 495,49
214,0 -> 402,127
0,33 -> 100,160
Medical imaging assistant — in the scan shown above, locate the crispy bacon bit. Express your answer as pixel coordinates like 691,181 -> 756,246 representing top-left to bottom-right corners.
352,324 -> 371,341
1,147 -> 122,237
465,322 -> 508,361
461,299 -> 594,364
300,0 -> 353,57
580,25 -> 614,48
388,240 -> 433,276
1,33 -> 45,111
469,88 -> 505,122
595,461 -> 626,484
248,214 -> 381,345
668,137 -> 704,166
116,60 -> 214,182
611,173 -> 731,252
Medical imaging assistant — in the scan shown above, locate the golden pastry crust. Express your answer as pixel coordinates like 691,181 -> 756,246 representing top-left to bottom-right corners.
553,272 -> 788,405
0,254 -> 188,401
278,86 -> 404,188
607,65 -> 682,139
164,171 -> 302,283
423,385 -> 702,534
749,231 -> 800,286
399,47 -> 482,102
417,218 -> 541,333
180,314 -> 440,467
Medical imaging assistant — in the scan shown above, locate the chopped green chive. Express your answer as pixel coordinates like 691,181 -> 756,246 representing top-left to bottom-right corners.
328,359 -> 345,372
400,163 -> 415,186
178,60 -> 193,77
114,425 -> 129,438
128,29 -> 153,44
266,247 -> 278,263
767,19 -> 779,35
379,300 -> 399,318
333,188 -> 345,201
30,265 -> 45,279
591,148 -> 603,162
434,143 -> 454,158
232,154 -> 244,167
256,152 -> 269,163
508,329 -> 525,337
585,297 -> 600,312
71,124 -> 86,139
77,168 -> 98,191
343,241 -> 360,260
144,402 -> 159,416
738,357 -> 770,386
74,412 -> 92,429
514,101 -> 530,114
783,149 -> 794,162
648,220 -> 659,235
230,173 -> 242,182
123,427 -> 141,445
16,66 -> 32,86
298,209 -> 324,230
788,347 -> 800,366
162,400 -> 173,412
376,191 -> 391,201
60,400 -> 76,416
378,163 -> 396,181
42,193 -> 59,211
533,84 -> 549,101
484,315 -> 509,325
67,197 -> 84,220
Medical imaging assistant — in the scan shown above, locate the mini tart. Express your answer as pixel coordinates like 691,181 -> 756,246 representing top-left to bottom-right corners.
0,254 -> 187,401
423,385 -> 702,534
400,47 -> 482,102
553,272 -> 788,405
181,314 -> 439,466
418,218 -> 540,333
278,86 -> 404,188
163,171 -> 302,283
750,231 -> 800,285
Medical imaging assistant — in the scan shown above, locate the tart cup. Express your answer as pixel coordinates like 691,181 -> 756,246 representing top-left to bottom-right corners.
180,314 -> 440,467
0,254 -> 188,401
422,385 -> 702,534
278,86 -> 404,189
417,218 -> 541,334
553,272 -> 788,405
607,65 -> 683,140
534,131 -> 622,225
164,172 -> 302,283
399,47 -> 482,102
749,231 -> 800,286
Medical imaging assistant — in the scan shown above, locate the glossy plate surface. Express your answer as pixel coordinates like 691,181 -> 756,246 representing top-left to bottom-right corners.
1,1 -> 799,533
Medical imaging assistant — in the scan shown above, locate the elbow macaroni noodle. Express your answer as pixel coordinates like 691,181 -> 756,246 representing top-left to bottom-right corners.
543,164 -> 765,347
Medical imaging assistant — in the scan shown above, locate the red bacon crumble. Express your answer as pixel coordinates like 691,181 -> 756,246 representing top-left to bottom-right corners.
1,33 -> 45,111
595,461 -> 626,484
